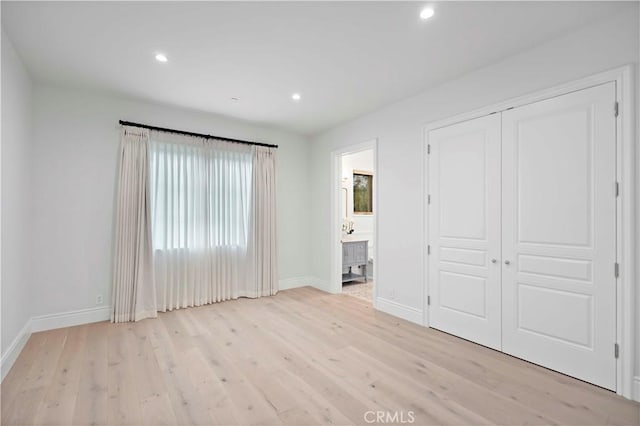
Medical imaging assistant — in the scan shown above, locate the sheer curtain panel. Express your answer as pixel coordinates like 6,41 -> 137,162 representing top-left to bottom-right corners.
111,127 -> 157,323
149,131 -> 253,311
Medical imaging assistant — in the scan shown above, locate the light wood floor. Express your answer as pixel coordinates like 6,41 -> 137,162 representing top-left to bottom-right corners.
2,287 -> 639,426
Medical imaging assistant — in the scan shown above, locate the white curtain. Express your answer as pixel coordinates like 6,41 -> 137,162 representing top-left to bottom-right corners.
149,131 -> 254,311
111,127 -> 157,323
246,146 -> 278,297
112,127 -> 278,320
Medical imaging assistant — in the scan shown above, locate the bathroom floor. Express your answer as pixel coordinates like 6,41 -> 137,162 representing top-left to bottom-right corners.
342,280 -> 373,302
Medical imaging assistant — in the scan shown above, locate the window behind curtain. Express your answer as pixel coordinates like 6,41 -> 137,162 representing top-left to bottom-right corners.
149,139 -> 252,251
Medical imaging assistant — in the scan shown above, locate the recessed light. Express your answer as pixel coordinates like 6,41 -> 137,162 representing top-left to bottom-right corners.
420,7 -> 435,20
155,53 -> 168,63
291,93 -> 301,101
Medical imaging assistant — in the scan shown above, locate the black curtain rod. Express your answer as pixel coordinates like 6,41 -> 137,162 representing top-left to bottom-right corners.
119,120 -> 278,149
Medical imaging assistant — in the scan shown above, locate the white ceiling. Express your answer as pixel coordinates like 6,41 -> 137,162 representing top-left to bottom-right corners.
2,1 -> 632,135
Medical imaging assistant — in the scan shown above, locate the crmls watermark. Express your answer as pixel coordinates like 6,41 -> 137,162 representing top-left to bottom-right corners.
363,410 -> 415,424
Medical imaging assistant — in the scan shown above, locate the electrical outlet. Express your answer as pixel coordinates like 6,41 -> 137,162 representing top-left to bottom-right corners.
96,294 -> 103,305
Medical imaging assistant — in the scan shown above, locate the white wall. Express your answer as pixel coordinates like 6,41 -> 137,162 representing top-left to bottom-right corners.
310,10 -> 639,382
341,149 -> 375,259
30,83 -> 311,318
1,33 -> 33,354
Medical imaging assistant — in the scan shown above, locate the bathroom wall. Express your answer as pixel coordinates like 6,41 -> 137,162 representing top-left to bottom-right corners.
341,149 -> 375,262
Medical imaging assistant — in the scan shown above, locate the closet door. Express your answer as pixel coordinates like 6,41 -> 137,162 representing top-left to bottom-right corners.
501,82 -> 617,390
427,114 -> 502,350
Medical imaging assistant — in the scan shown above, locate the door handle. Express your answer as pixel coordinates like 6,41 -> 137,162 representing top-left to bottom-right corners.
491,259 -> 497,264
504,260 -> 511,265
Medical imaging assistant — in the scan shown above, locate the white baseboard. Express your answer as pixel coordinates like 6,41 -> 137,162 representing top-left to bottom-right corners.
375,297 -> 423,325
633,376 -> 640,402
307,276 -> 332,293
31,306 -> 111,333
279,276 -> 332,293
1,319 -> 32,381
279,276 -> 318,291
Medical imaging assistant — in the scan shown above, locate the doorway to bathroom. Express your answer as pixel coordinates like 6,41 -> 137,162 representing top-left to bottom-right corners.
331,140 -> 377,303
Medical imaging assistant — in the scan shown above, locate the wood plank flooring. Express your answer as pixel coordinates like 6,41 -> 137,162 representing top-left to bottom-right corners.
2,286 -> 639,425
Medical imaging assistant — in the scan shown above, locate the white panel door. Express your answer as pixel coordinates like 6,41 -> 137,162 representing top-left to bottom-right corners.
428,114 -> 502,350
501,82 -> 617,390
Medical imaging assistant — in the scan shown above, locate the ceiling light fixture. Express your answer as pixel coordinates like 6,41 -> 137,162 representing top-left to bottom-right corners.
155,53 -> 168,63
291,93 -> 301,101
420,7 -> 435,20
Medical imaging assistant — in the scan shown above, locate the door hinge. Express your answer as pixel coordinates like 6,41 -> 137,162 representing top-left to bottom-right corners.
614,102 -> 619,117
428,194 -> 431,204
615,181 -> 620,197
614,262 -> 620,278
614,343 -> 619,359
427,295 -> 431,306
427,245 -> 431,255
427,144 -> 431,154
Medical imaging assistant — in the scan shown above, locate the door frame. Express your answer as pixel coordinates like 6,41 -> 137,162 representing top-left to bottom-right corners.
330,139 -> 378,300
422,65 -> 635,400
